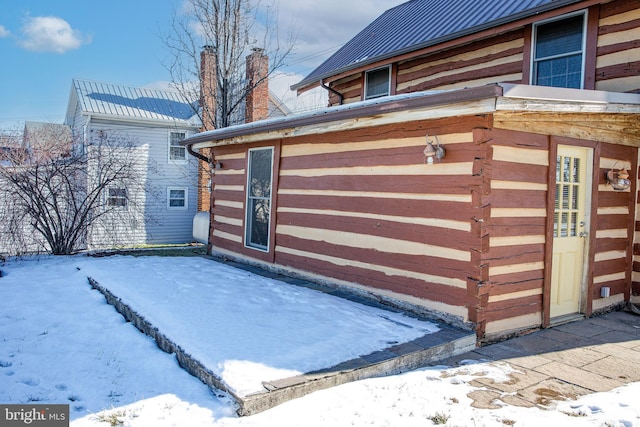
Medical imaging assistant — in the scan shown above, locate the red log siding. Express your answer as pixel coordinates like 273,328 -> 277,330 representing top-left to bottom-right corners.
209,149 -> 246,252
206,108 -> 638,339
327,1 -> 640,106
396,31 -> 525,94
635,156 -> 640,300
330,75 -> 361,105
480,130 -> 637,335
273,117 -> 491,321
209,116 -> 492,324
596,0 -> 640,93
594,143 -> 637,310
479,129 -> 549,336
331,30 -> 525,104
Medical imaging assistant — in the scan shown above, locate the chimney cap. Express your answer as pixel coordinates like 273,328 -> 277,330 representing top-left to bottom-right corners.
203,45 -> 214,52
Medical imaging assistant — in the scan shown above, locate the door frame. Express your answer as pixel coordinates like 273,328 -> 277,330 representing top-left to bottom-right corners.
543,137 -> 599,327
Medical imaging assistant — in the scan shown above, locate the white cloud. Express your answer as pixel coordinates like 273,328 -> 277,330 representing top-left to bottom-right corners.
19,16 -> 90,53
0,25 -> 10,38
270,71 -> 327,113
276,0 -> 406,73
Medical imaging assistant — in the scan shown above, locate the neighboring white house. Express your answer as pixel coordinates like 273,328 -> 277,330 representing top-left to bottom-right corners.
64,78 -> 202,247
63,74 -> 290,248
0,47 -> 291,253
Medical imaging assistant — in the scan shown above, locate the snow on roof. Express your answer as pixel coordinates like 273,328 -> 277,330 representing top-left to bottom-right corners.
183,84 -> 640,149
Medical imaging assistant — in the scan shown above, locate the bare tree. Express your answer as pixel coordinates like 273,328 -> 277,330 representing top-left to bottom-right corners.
0,124 -> 147,255
163,0 -> 295,129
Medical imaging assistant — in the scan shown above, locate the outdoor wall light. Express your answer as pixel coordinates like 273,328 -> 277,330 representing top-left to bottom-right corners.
606,168 -> 631,191
423,134 -> 445,164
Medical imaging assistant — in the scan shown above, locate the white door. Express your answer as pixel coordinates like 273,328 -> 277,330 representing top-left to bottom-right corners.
550,145 -> 591,318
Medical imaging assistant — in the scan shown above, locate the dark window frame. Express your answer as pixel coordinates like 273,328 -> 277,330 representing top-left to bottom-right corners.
107,187 -> 127,208
364,66 -> 392,100
530,11 -> 588,89
244,146 -> 274,252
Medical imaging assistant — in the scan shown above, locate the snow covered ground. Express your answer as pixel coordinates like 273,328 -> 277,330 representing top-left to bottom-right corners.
0,254 -> 638,426
73,255 -> 439,396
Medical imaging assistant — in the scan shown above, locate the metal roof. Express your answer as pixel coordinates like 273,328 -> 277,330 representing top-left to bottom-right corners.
71,79 -> 199,123
292,0 -> 585,91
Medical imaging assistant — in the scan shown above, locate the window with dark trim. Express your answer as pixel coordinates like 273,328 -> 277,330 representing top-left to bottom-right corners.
364,66 -> 391,100
245,147 -> 273,251
107,187 -> 127,207
532,13 -> 586,89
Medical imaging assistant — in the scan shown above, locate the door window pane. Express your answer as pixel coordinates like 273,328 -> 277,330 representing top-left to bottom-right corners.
554,154 -> 583,238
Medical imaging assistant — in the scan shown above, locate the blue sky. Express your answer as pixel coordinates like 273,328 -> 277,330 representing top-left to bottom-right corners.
0,0 -> 406,132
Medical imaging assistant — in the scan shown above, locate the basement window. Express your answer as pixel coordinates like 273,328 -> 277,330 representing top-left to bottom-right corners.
532,12 -> 586,89
364,66 -> 391,100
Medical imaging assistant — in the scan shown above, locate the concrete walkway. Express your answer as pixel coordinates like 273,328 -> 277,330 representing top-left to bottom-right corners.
431,310 -> 640,409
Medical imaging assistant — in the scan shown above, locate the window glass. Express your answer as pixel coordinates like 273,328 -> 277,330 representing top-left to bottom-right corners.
245,147 -> 273,250
169,131 -> 186,161
554,155 -> 582,238
365,67 -> 390,99
533,14 -> 584,89
108,188 -> 127,207
167,187 -> 187,209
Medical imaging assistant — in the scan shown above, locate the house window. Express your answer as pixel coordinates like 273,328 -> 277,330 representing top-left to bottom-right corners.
365,66 -> 391,100
107,188 -> 127,207
167,187 -> 188,209
169,131 -> 187,162
245,147 -> 273,251
532,13 -> 586,89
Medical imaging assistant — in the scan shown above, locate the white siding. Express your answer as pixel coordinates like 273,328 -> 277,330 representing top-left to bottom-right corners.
84,120 -> 198,247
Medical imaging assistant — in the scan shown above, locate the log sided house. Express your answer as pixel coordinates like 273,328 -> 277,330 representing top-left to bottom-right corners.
183,0 -> 640,342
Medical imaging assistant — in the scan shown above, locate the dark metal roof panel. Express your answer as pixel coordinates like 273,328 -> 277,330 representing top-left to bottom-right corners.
293,0 -> 585,90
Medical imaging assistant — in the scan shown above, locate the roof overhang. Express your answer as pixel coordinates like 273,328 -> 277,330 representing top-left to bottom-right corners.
291,0 -> 599,94
182,84 -> 640,153
85,112 -> 201,130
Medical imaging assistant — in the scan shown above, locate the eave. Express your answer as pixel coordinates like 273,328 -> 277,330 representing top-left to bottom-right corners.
182,84 -> 640,153
84,112 -> 201,130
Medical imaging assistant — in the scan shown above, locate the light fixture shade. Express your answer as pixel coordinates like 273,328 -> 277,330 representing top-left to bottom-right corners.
423,135 -> 445,163
423,143 -> 437,157
606,169 -> 631,191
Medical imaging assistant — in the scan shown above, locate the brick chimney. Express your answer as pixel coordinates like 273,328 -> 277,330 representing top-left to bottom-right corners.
198,46 -> 216,213
245,48 -> 269,123
200,45 -> 216,132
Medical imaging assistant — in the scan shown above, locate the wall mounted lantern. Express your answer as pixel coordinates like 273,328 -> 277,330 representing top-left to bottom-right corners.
423,134 -> 445,164
606,168 -> 631,191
